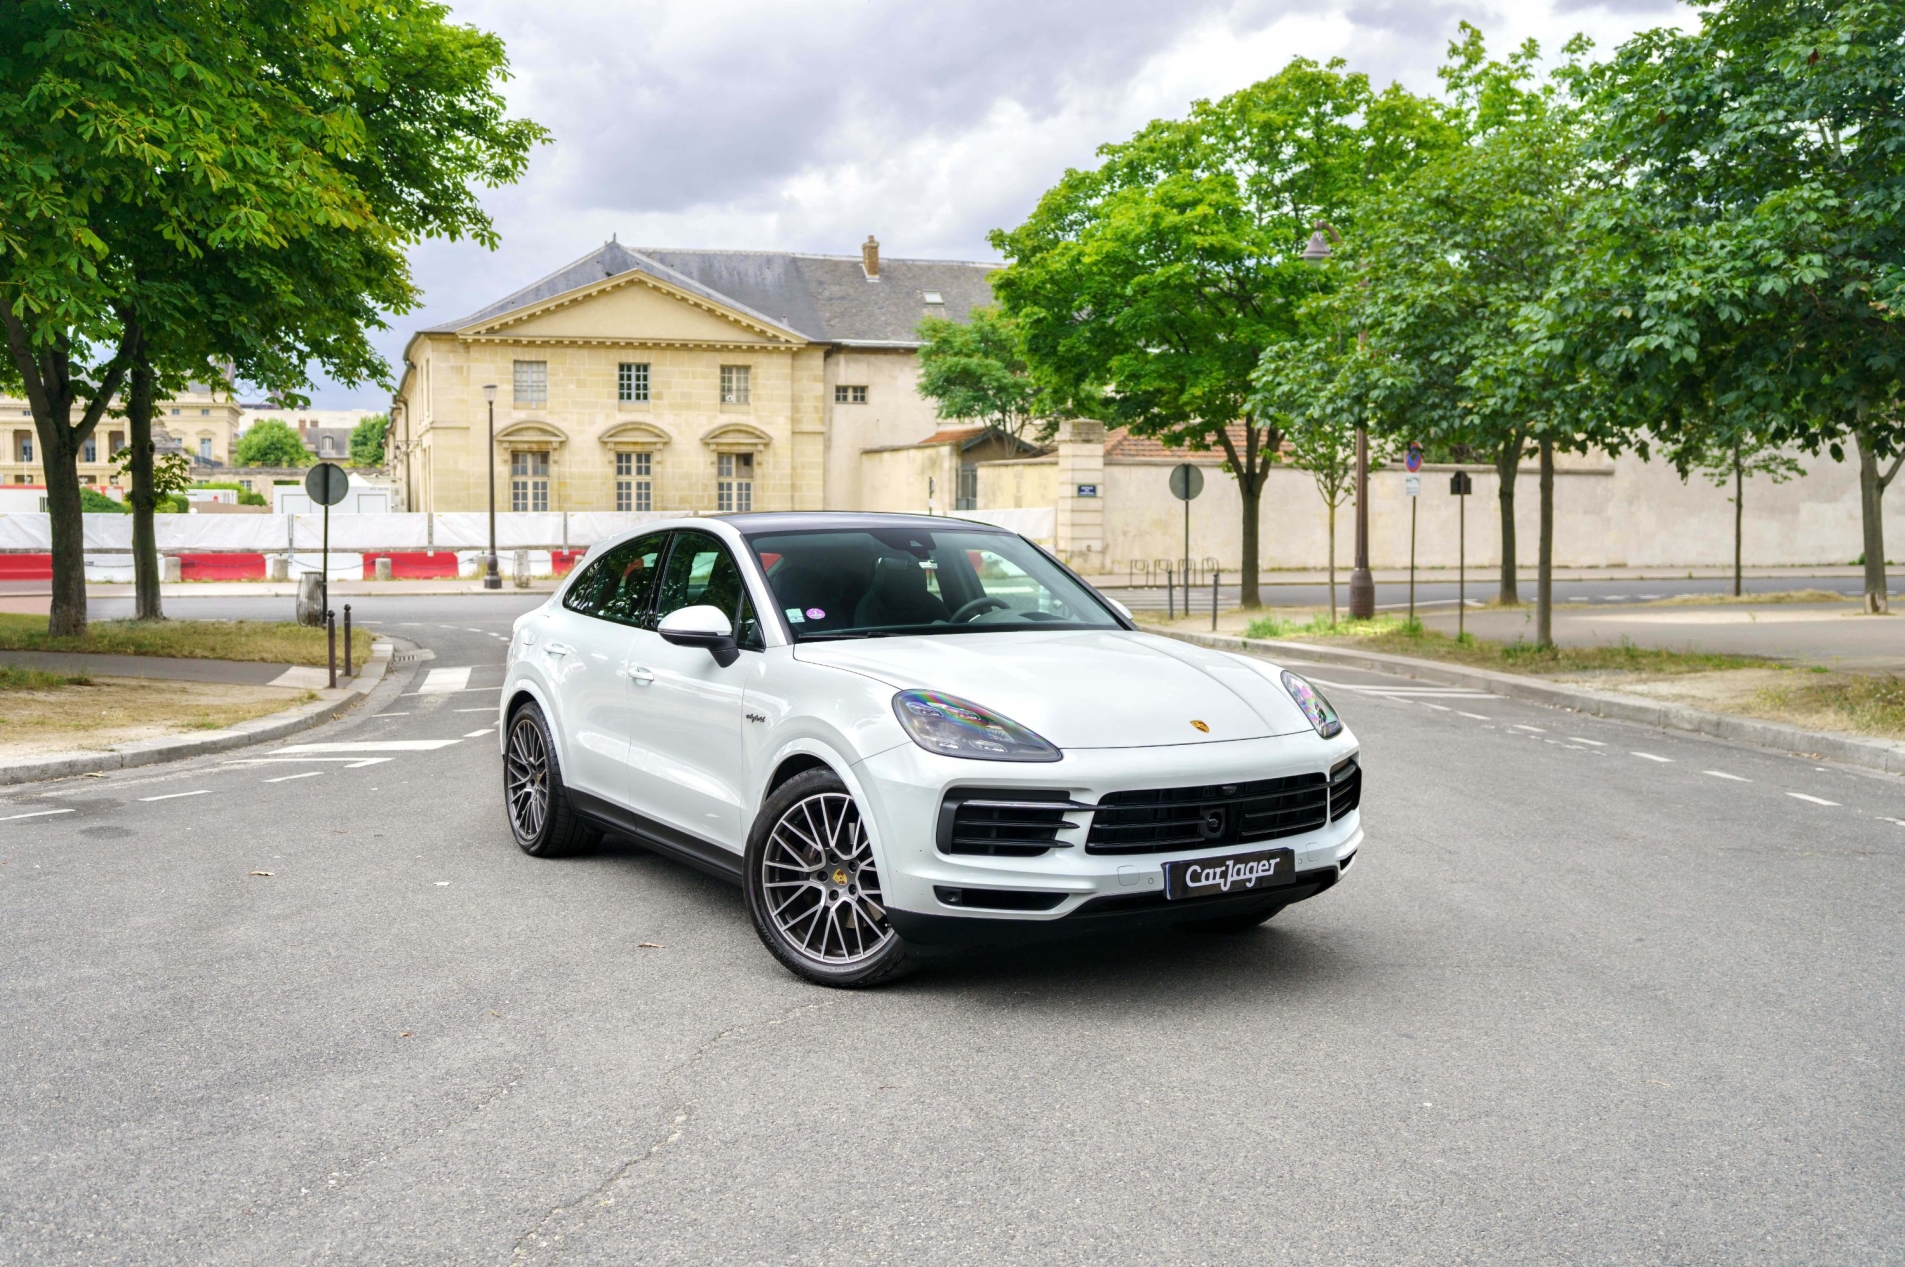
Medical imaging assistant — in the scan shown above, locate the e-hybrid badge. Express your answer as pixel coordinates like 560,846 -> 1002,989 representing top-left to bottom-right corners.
1163,847 -> 1298,900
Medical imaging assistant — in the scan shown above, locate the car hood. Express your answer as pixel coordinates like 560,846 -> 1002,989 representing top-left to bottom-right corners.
793,629 -> 1315,748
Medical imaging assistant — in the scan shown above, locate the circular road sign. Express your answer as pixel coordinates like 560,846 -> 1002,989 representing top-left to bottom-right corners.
1405,444 -> 1423,473
1168,463 -> 1204,501
305,462 -> 349,507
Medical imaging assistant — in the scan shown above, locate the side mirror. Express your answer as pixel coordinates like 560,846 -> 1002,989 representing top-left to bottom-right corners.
657,604 -> 740,667
1107,598 -> 1134,622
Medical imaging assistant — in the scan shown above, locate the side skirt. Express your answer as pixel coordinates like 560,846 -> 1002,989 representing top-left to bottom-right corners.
570,789 -> 744,885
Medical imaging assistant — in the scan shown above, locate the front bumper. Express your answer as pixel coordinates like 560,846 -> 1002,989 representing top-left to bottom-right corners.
854,730 -> 1362,936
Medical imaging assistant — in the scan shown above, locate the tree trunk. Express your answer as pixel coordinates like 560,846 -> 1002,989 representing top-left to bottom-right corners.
127,354 -> 164,621
1536,438 -> 1554,649
1495,431 -> 1522,605
42,438 -> 88,637
1327,501 -> 1337,624
1239,473 -> 1263,608
1856,428 -> 1889,614
1732,446 -> 1743,599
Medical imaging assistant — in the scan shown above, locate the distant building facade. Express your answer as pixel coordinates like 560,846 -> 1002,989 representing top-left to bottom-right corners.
389,236 -> 996,513
0,383 -> 242,490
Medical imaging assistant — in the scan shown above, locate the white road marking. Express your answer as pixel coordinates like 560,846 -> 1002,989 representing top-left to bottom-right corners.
418,667 -> 472,695
1878,817 -> 1905,827
455,707 -> 494,713
274,740 -> 460,753
268,665 -> 332,690
1418,702 -> 1450,711
1511,725 -> 1546,733
1703,770 -> 1750,782
465,628 -> 485,634
463,728 -> 494,738
226,756 -> 396,766
373,712 -> 411,718
0,807 -> 75,822
1568,738 -> 1606,746
1788,792 -> 1839,806
1457,711 -> 1490,721
1631,752 -> 1673,763
400,686 -> 500,696
139,789 -> 210,802
264,771 -> 325,784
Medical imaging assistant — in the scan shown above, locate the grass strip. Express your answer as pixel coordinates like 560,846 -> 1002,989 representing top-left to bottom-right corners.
0,666 -> 91,691
1238,613 -> 1775,677
0,614 -> 373,668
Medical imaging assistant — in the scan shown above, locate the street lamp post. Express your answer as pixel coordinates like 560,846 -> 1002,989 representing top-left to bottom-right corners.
482,384 -> 501,590
1301,221 -> 1375,620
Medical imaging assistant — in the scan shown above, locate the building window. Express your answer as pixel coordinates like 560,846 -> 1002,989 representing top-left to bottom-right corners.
108,430 -> 124,456
16,431 -> 33,462
511,450 -> 549,512
618,362 -> 650,403
956,463 -> 978,511
923,290 -> 944,305
835,385 -> 867,404
201,408 -> 210,416
615,451 -> 653,512
83,437 -> 96,463
171,408 -> 180,416
719,365 -> 750,405
199,437 -> 213,460
716,452 -> 753,513
513,360 -> 548,407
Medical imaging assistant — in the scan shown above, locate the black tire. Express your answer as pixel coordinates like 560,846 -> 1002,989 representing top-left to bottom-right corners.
1180,901 -> 1285,934
744,768 -> 914,988
503,701 -> 598,858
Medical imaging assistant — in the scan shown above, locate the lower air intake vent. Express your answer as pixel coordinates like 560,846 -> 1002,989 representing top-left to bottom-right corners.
1085,774 -> 1328,855
937,789 -> 1087,857
1329,756 -> 1361,821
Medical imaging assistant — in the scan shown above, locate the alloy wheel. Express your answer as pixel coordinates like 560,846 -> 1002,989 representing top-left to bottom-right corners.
505,714 -> 550,841
761,792 -> 893,964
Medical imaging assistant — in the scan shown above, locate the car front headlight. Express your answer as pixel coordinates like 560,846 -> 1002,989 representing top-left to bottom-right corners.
1281,671 -> 1343,739
891,690 -> 1061,762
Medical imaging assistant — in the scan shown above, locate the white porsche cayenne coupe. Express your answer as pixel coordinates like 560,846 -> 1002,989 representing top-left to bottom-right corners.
499,513 -> 1362,987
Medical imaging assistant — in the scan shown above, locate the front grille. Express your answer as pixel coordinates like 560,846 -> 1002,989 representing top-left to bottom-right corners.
937,789 -> 1084,857
1330,756 -> 1361,821
1085,773 -> 1328,855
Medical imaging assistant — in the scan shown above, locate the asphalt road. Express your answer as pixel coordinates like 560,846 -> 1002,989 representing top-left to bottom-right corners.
4,595 -> 1903,1264
1115,572 -> 1894,613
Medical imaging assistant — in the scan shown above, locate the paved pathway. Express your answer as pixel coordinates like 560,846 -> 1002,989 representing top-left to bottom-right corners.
0,647 -> 328,687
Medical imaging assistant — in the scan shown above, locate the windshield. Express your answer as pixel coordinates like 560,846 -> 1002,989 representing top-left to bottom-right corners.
745,526 -> 1122,640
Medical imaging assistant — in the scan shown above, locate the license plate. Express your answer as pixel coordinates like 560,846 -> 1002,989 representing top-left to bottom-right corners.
1162,847 -> 1296,900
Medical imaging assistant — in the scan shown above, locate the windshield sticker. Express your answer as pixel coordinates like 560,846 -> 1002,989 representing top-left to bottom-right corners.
785,607 -> 805,623
806,607 -> 826,620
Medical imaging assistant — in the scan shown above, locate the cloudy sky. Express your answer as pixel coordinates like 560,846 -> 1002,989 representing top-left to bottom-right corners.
313,0 -> 1688,408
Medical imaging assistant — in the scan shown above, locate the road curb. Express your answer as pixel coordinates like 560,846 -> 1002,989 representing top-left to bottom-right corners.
1,638 -> 400,787
1145,625 -> 1905,779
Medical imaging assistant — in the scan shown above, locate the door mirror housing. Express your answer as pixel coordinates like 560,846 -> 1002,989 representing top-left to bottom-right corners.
657,604 -> 740,667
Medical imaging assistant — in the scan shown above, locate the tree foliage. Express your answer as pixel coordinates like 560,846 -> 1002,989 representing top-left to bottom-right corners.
234,419 -> 315,468
915,309 -> 1050,444
990,59 -> 1455,605
350,413 -> 390,468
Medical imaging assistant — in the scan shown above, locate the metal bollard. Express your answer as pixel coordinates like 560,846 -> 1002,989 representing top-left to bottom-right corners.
343,604 -> 352,678
1212,570 -> 1220,631
326,609 -> 337,689
1165,567 -> 1174,620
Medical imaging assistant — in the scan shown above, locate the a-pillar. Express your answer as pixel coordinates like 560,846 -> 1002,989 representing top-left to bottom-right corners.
1054,419 -> 1106,572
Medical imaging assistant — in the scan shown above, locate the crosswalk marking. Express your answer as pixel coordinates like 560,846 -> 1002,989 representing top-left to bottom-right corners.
274,740 -> 460,753
418,667 -> 472,694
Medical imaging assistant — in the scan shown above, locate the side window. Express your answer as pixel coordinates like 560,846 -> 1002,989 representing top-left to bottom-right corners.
563,534 -> 666,625
653,532 -> 764,650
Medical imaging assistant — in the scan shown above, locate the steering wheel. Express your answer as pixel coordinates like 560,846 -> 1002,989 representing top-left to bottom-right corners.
950,596 -> 1010,624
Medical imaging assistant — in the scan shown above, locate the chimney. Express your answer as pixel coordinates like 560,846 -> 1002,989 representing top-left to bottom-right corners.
862,235 -> 880,281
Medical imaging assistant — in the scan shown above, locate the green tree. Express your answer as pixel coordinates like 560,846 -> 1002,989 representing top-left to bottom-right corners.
1327,27 -> 1613,646
1542,0 -> 1905,612
349,413 -> 390,468
1661,418 -> 1804,597
1,0 -> 544,632
915,308 -> 1050,444
79,487 -> 124,513
234,419 -> 315,468
990,59 -> 1455,606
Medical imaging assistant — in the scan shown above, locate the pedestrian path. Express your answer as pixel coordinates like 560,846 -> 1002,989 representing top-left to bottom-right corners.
0,647 -> 303,685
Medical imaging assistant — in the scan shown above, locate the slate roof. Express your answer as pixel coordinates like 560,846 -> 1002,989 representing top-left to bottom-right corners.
424,241 -> 998,347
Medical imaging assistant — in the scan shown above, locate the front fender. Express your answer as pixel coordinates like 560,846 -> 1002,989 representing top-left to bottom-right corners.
499,668 -> 562,767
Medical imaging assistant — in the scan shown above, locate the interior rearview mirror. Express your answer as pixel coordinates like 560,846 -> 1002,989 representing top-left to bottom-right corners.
657,604 -> 740,667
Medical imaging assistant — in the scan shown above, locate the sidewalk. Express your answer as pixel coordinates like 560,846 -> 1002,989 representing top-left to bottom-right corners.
0,648 -> 332,688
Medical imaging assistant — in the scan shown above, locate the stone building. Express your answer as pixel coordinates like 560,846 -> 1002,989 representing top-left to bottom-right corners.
0,383 -> 243,490
387,236 -> 997,514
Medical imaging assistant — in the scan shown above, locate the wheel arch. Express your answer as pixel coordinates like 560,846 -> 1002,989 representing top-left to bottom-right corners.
501,679 -> 561,764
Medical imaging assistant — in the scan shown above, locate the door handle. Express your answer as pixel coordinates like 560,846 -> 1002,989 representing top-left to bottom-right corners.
629,666 -> 655,685
545,641 -> 572,657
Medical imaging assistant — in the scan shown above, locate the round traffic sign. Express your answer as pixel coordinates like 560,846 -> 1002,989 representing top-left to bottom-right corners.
1405,444 -> 1423,473
305,462 -> 349,507
1168,463 -> 1204,501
